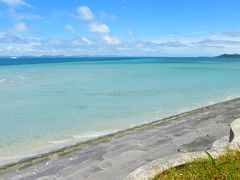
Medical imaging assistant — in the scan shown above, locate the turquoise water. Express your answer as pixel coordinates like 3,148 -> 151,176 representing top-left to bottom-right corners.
1,57 -> 240,159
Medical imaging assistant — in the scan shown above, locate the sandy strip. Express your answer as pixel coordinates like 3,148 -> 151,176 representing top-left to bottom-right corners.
1,98 -> 240,180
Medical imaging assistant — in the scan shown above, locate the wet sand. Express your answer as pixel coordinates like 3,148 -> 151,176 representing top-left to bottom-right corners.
1,98 -> 240,180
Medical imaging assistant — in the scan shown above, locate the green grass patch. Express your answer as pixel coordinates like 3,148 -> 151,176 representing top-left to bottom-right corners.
153,149 -> 240,180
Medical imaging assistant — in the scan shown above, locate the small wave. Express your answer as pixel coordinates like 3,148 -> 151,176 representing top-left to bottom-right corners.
0,79 -> 6,83
48,140 -> 67,144
154,110 -> 168,115
72,130 -> 119,140
17,75 -> 25,80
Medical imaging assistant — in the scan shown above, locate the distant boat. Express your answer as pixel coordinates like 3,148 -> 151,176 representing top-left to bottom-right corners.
11,56 -> 17,59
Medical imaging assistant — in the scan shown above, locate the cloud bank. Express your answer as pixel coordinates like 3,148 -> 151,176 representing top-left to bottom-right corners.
0,2 -> 240,56
0,0 -> 31,7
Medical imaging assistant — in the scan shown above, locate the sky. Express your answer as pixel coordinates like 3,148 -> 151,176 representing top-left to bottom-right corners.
1,0 -> 240,56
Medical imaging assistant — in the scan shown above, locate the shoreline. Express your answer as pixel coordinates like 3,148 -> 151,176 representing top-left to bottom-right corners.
1,96 -> 240,175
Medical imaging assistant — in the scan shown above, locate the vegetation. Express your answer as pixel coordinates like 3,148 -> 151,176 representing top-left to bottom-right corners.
153,149 -> 240,180
217,54 -> 240,58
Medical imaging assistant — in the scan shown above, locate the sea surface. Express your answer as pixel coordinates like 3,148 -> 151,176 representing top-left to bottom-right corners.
1,57 -> 240,163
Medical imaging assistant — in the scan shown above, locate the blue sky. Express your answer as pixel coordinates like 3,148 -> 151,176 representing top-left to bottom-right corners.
1,0 -> 240,56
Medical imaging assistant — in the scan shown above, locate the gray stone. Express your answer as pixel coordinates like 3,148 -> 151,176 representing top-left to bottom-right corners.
1,98 -> 240,180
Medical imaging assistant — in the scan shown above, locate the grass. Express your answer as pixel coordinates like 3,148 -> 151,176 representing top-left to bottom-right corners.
153,149 -> 240,180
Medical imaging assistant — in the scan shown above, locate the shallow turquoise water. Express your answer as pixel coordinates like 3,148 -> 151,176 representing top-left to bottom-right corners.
1,57 -> 240,155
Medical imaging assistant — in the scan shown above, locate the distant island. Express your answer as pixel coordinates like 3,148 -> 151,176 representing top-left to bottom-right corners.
217,54 -> 240,58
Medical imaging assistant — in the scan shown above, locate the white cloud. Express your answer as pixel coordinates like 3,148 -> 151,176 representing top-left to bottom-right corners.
0,0 -> 31,7
89,23 -> 110,33
77,6 -> 95,20
65,24 -> 75,33
102,35 -> 121,45
6,9 -> 40,20
0,32 -> 29,43
99,11 -> 117,20
82,37 -> 92,45
14,22 -> 28,33
48,39 -> 64,46
71,37 -> 93,46
2,30 -> 240,56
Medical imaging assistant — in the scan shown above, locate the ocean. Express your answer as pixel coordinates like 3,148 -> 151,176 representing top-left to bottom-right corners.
1,57 -> 240,164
